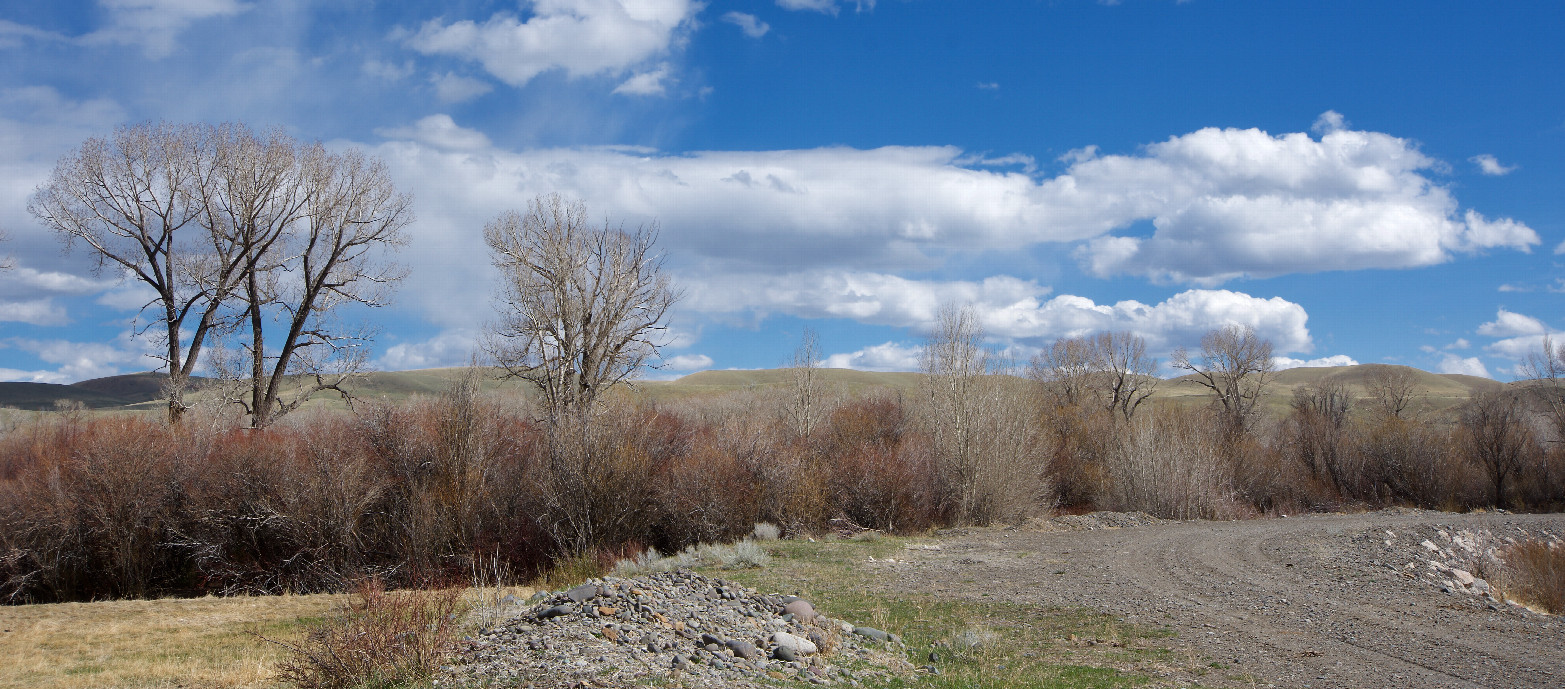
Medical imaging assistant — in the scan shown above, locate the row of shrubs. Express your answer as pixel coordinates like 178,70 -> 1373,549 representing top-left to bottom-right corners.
2,372 -> 1562,603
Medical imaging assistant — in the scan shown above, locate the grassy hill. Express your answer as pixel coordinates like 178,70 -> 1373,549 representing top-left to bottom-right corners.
0,363 -> 1529,417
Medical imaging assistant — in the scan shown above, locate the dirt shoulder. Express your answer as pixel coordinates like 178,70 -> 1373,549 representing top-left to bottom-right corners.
874,510 -> 1565,689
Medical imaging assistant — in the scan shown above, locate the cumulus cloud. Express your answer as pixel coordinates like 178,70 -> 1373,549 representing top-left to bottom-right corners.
83,0 -> 252,58
374,329 -> 479,371
976,82 -> 999,91
0,336 -> 155,383
661,353 -> 714,371
685,270 -> 1313,354
1437,353 -> 1490,378
1470,154 -> 1516,176
1476,308 -> 1546,337
407,0 -> 699,88
431,72 -> 493,103
374,114 -> 491,151
821,341 -> 922,372
1072,118 -> 1540,283
722,12 -> 770,38
1273,354 -> 1359,370
613,64 -> 672,96
0,299 -> 67,326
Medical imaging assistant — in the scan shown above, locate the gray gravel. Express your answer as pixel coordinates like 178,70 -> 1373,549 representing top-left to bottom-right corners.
885,509 -> 1565,689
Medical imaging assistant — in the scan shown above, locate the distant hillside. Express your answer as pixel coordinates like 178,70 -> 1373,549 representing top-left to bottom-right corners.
0,363 -> 1536,415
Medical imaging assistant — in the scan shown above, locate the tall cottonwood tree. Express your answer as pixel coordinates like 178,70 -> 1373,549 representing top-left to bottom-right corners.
485,193 -> 680,421
1032,331 -> 1158,422
1171,324 -> 1275,433
30,123 -> 242,423
30,122 -> 410,426
1521,334 -> 1565,446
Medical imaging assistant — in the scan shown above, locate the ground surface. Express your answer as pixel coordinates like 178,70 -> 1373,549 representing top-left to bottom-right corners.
882,510 -> 1565,689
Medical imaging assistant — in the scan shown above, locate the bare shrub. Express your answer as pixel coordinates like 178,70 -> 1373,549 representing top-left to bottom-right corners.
824,395 -> 945,533
1490,539 -> 1565,614
752,522 -> 780,541
1285,379 -> 1360,501
1098,407 -> 1242,520
273,578 -> 464,689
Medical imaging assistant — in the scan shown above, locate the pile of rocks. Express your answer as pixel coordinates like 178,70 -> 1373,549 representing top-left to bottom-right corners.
441,570 -> 913,688
1027,511 -> 1167,532
1386,522 -> 1562,606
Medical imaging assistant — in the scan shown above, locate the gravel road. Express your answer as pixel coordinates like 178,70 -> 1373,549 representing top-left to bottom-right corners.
883,510 -> 1565,689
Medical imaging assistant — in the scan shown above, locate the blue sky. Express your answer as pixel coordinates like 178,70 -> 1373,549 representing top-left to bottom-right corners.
1,0 -> 1562,383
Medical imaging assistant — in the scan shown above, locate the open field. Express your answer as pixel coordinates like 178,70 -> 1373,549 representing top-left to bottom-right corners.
0,363 -> 1510,416
6,511 -> 1562,688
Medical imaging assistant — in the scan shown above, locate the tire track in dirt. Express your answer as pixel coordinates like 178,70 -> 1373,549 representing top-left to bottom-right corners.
888,511 -> 1565,689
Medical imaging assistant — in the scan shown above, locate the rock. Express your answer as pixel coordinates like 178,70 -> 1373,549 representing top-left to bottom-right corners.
538,604 -> 575,619
601,626 -> 620,642
1421,540 -> 1439,552
567,584 -> 601,604
701,632 -> 724,647
671,654 -> 690,670
1472,578 -> 1490,594
773,631 -> 819,657
726,639 -> 758,659
1452,569 -> 1475,586
783,599 -> 818,621
773,645 -> 797,662
854,626 -> 892,643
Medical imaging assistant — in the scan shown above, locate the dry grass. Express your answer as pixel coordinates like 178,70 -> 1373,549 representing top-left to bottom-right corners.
1496,539 -> 1565,615
0,584 -> 537,689
0,592 -> 343,689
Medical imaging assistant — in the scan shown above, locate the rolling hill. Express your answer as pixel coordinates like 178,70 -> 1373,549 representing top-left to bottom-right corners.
0,363 -> 1531,416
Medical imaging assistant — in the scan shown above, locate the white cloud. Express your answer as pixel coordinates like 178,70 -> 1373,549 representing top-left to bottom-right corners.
1446,338 -> 1470,350
612,64 -> 672,96
1476,308 -> 1546,337
1556,239 -> 1565,256
1073,117 -> 1540,283
1437,353 -> 1490,379
777,0 -> 875,14
375,114 -> 491,151
431,72 -> 493,103
662,353 -> 713,371
686,270 -> 1313,354
0,299 -> 67,326
83,0 -> 252,58
821,342 -> 922,372
1485,334 -> 1548,362
0,19 -> 68,49
722,12 -> 770,38
407,0 -> 699,88
976,82 -> 999,91
374,330 -> 479,371
1,336 -> 155,383
1470,154 -> 1516,176
1311,110 -> 1348,135
1273,354 -> 1359,370
356,117 -> 1526,334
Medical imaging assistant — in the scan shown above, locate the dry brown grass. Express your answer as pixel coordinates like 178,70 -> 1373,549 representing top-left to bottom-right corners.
0,592 -> 343,689
0,584 -> 536,689
1495,539 -> 1565,615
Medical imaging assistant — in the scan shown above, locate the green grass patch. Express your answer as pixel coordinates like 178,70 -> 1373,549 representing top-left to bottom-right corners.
703,535 -> 1175,689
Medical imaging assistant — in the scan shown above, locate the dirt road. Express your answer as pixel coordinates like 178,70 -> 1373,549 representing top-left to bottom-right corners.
885,510 -> 1565,689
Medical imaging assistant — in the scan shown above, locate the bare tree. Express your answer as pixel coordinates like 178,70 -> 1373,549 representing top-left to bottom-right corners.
29,123 -> 243,423
1029,336 -> 1095,409
227,143 -> 412,427
1364,364 -> 1421,419
1030,331 -> 1157,422
922,303 -> 989,520
788,326 -> 824,438
1288,379 -> 1353,492
1171,324 -> 1275,433
0,226 -> 13,271
1462,390 -> 1533,508
1096,331 -> 1159,422
1520,334 -> 1565,446
485,193 -> 680,421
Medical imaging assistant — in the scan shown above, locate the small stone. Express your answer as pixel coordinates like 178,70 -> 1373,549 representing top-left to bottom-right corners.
1421,540 -> 1439,552
672,654 -> 690,671
701,632 -> 725,646
726,639 -> 758,659
773,631 -> 819,657
539,604 -> 574,619
567,584 -> 601,604
1452,569 -> 1476,587
854,626 -> 891,643
597,606 -> 619,616
602,626 -> 620,642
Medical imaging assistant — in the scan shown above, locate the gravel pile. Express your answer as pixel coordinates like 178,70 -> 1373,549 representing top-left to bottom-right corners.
1027,510 -> 1168,532
441,570 -> 913,688
1379,518 -> 1563,606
